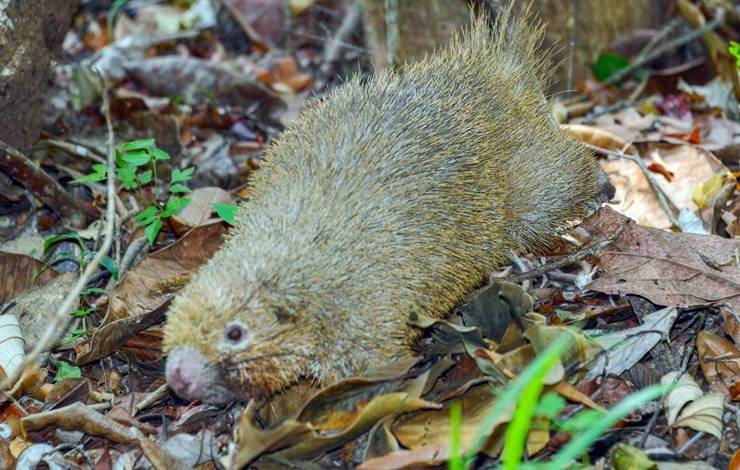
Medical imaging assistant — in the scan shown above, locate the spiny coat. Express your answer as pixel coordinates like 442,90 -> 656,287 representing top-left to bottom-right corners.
162,5 -> 613,404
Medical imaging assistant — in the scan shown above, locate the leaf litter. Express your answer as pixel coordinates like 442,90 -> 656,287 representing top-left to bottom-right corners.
0,0 -> 739,469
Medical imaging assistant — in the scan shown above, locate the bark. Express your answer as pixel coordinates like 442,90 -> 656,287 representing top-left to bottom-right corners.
0,0 -> 80,154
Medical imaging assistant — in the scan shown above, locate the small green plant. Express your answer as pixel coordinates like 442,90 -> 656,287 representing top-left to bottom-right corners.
75,139 -> 194,244
39,231 -> 118,280
730,41 -> 740,69
212,202 -> 239,225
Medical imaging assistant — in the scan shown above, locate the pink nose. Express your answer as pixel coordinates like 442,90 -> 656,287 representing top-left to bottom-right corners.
165,349 -> 204,400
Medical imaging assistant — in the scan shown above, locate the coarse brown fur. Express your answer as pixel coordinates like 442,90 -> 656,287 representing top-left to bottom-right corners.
162,4 -> 613,403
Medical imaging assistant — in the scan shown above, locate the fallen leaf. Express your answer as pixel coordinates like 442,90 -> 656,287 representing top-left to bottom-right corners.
585,208 -> 740,311
585,307 -> 678,380
232,387 -> 437,467
696,330 -> 740,391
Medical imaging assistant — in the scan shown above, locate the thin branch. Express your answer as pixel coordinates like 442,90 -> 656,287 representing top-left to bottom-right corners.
0,89 -> 118,393
509,222 -> 626,284
606,9 -> 725,85
583,143 -> 681,228
0,142 -> 99,228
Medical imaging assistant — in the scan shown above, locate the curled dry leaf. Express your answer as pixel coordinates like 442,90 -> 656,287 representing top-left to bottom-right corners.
584,208 -> 740,311
585,307 -> 678,381
661,372 -> 703,425
0,315 -> 24,379
696,330 -> 740,393
672,393 -> 725,439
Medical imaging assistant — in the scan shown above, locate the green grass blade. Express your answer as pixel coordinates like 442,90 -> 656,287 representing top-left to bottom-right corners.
545,384 -> 667,469
465,334 -> 572,467
502,357 -> 551,469
449,401 -> 464,470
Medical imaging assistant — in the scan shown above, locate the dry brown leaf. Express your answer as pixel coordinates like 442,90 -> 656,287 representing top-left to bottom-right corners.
392,384 -> 506,459
359,443 -> 448,470
232,388 -> 437,467
0,251 -> 58,304
562,124 -> 637,153
584,208 -> 740,311
605,144 -> 731,229
696,330 -> 740,391
721,307 -> 740,345
108,223 -> 226,322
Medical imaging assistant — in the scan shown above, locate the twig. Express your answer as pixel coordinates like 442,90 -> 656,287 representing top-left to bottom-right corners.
41,139 -> 107,164
583,143 -> 681,228
565,0 -> 579,96
0,88 -> 117,394
320,1 -> 363,76
384,0 -> 399,67
509,222 -> 626,284
605,10 -> 725,85
0,142 -> 99,228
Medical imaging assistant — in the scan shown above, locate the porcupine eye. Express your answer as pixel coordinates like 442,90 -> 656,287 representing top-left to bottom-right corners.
222,320 -> 251,349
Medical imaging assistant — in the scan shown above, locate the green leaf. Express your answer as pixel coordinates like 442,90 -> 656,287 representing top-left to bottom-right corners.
72,305 -> 97,318
100,255 -> 119,281
134,205 -> 159,226
534,393 -> 567,419
168,183 -> 191,194
144,218 -> 164,245
120,150 -> 151,167
118,165 -> 138,190
730,41 -> 740,68
170,167 -> 195,183
149,147 -> 171,161
161,196 -> 190,218
137,169 -> 153,185
72,163 -> 107,184
120,139 -> 155,152
64,329 -> 86,346
44,231 -> 84,254
81,287 -> 106,296
54,361 -> 82,382
592,53 -> 629,82
212,203 -> 239,225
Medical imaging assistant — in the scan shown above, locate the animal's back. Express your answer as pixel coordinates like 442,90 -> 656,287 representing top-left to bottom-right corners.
162,6 -> 613,400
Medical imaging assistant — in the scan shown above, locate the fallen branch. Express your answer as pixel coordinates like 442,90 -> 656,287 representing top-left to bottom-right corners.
0,141 -> 98,228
